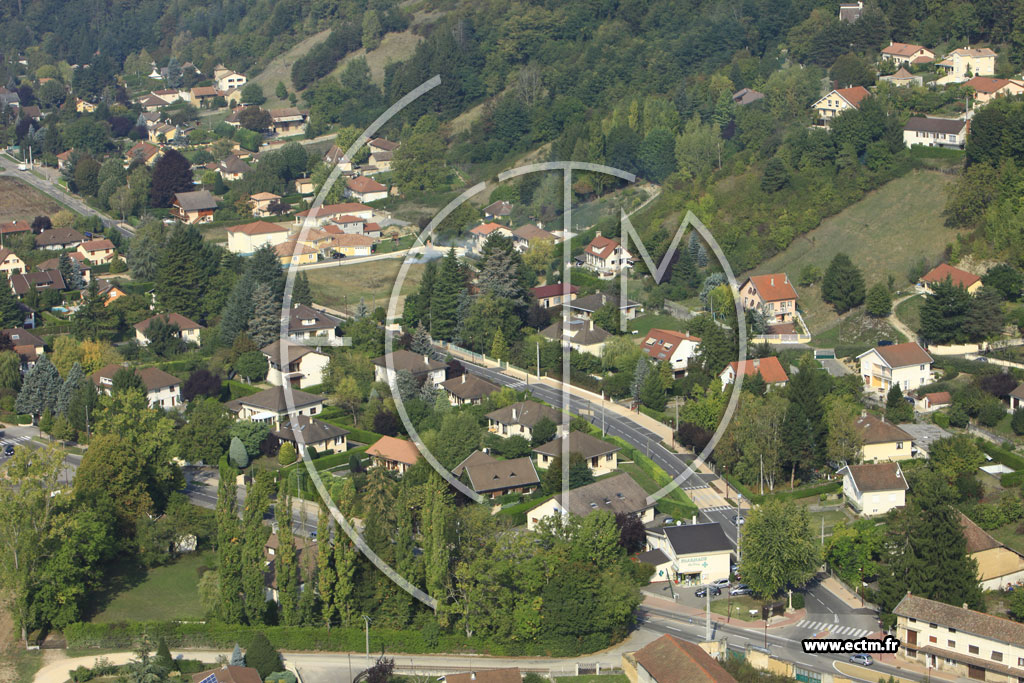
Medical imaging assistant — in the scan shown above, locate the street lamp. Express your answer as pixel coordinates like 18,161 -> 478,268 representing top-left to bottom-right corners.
362,615 -> 372,668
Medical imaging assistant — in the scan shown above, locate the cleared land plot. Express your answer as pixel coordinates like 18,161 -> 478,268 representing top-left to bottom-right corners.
810,309 -> 906,350
327,30 -> 423,85
306,259 -> 426,312
0,176 -> 63,223
91,550 -> 214,623
750,170 -> 960,333
894,294 -> 925,333
247,28 -> 332,105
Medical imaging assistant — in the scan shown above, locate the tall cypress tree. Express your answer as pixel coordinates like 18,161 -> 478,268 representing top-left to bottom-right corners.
221,274 -> 256,347
0,278 -> 22,328
242,470 -> 273,625
316,503 -> 337,628
247,282 -> 279,348
291,271 -> 313,307
429,248 -> 463,340
275,484 -> 299,626
56,361 -> 85,415
157,225 -> 210,320
217,457 -> 245,624
248,244 -> 285,303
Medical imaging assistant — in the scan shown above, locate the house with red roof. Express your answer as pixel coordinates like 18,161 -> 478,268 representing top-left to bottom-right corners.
469,222 -> 513,253
917,263 -> 982,294
739,273 -> 798,324
811,86 -> 871,127
582,231 -> 632,278
964,76 -> 1024,105
531,282 -> 578,308
857,342 -> 933,396
880,41 -> 935,65
76,238 -> 117,265
640,329 -> 701,377
345,176 -> 387,203
367,435 -> 421,474
918,390 -> 952,413
134,313 -> 205,346
294,202 -> 375,226
226,220 -> 291,254
719,357 -> 789,390
124,140 -> 161,167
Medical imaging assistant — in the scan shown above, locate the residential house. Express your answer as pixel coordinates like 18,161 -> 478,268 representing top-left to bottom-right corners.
3,328 -> 44,369
453,450 -> 540,499
92,364 -> 183,409
152,88 -> 183,104
533,430 -> 620,475
18,105 -> 42,121
75,98 -> 97,113
486,400 -> 566,441
918,263 -> 982,293
217,154 -> 250,181
582,232 -> 633,278
838,462 -> 908,516
190,666 -> 263,683
225,386 -> 325,428
269,107 -> 308,135
214,68 -> 246,91
624,634 -> 737,683
1011,384 -> 1024,413
531,283 -> 578,308
294,202 -> 375,227
367,435 -> 421,474
263,533 -> 316,603
97,280 -> 125,306
0,88 -> 20,108
639,329 -> 701,377
838,1 -> 864,22
286,304 -> 339,342
330,233 -> 374,257
857,342 -> 933,395
484,200 -> 513,221
896,422 -> 952,459
855,412 -> 913,462
296,228 -> 334,255
273,415 -> 348,453
148,122 -> 178,144
323,145 -> 354,171
172,190 -> 218,224
917,390 -> 952,413
56,150 -> 73,171
540,317 -> 612,355
1,220 -> 32,238
469,222 -> 513,253
10,270 -> 65,297
567,292 -> 643,321
345,176 -> 388,203
226,220 -> 291,254
368,149 -> 393,172
644,523 -> 733,586
138,94 -> 166,112
880,41 -> 935,65
275,240 -> 319,266
0,248 -> 25,277
511,223 -> 554,252
739,273 -> 798,324
249,192 -> 282,218
732,88 -> 764,106
719,357 -> 789,390
959,512 -> 1024,591
76,238 -> 116,265
368,137 -> 399,154
441,373 -> 500,406
903,117 -> 969,149
811,86 -> 871,127
372,349 -> 446,388
527,473 -> 654,531
34,227 -> 85,250
295,177 -> 315,195
135,313 -> 204,346
893,592 -> 1024,680
189,86 -> 222,107
125,140 -> 161,167
937,46 -> 997,84
324,214 -> 366,233
262,340 -> 329,389
965,76 -> 1024,105
880,66 -> 923,87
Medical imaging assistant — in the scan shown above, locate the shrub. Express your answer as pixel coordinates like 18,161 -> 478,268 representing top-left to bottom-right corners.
245,632 -> 282,680
932,411 -> 950,428
978,399 -> 1007,427
791,592 -> 805,610
1013,408 -> 1024,436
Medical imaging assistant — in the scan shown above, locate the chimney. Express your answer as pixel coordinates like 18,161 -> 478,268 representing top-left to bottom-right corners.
770,276 -> 774,286
753,358 -> 760,368
461,374 -> 466,384
423,354 -> 428,365
784,274 -> 789,284
589,320 -> 594,331
512,407 -> 518,421
691,515 -> 697,524
595,231 -> 602,238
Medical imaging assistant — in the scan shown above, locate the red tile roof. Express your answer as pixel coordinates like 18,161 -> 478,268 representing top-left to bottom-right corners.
641,328 -> 701,362
346,176 -> 386,194
921,263 -> 981,288
834,86 -> 871,109
470,222 -> 505,236
532,283 -> 578,299
723,357 -> 788,384
632,634 -> 737,683
227,220 -> 290,236
882,42 -> 929,58
584,234 -> 620,260
922,391 -> 952,406
367,435 -> 421,466
965,76 -> 1011,94
745,273 -> 797,303
80,238 -> 115,252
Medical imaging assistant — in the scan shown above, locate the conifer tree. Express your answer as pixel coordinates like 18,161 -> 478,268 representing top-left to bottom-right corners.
56,361 -> 85,415
157,224 -> 211,320
15,355 -> 60,420
317,503 -> 338,628
221,274 -> 256,347
430,248 -> 463,340
242,470 -> 273,625
248,244 -> 286,303
217,457 -> 245,624
291,271 -> 313,307
276,485 -> 300,626
410,324 -> 432,355
490,328 -> 508,360
248,282 -> 279,348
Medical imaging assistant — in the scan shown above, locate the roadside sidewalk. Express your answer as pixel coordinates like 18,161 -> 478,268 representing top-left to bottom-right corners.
818,575 -> 872,611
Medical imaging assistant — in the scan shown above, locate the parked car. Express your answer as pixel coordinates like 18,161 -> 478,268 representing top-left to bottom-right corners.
732,514 -> 745,526
730,584 -> 751,596
694,585 -> 721,598
849,654 -> 873,667
4,444 -> 14,456
878,339 -> 894,346
711,578 -> 731,588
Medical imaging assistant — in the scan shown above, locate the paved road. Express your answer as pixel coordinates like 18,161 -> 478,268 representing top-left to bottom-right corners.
294,245 -> 465,271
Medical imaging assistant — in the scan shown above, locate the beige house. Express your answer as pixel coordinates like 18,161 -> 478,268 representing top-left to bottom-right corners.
644,522 -> 733,586
0,248 -> 25,277
527,473 -> 654,530
811,86 -> 870,127
567,292 -> 643,321
854,413 -> 913,463
857,342 -> 933,396
286,304 -> 339,342
486,400 -> 566,442
937,47 -> 997,84
134,313 -> 204,346
640,329 -> 701,377
532,430 -> 620,476
372,350 -> 446,389
624,634 -> 735,683
469,222 -> 513,254
274,240 -> 319,266
294,202 -> 375,227
226,220 -> 291,255
880,41 -> 935,65
249,192 -> 282,218
92,364 -> 183,409
966,77 -> 1024,105
720,356 -> 789,390
172,190 -> 217,224
269,108 -> 307,136
531,283 -> 578,308
225,386 -> 325,428
214,67 -> 246,91
540,317 -> 612,355
262,340 -> 329,389
452,450 -> 539,499
582,232 -> 632,278
441,373 -> 500,406
880,66 -> 923,87
903,117 -> 969,149
330,233 -> 374,257
345,176 -> 387,203
918,263 -> 982,294
77,238 -> 117,265
367,435 -> 421,474
295,177 -> 315,195
894,593 -> 1024,681
739,273 -> 798,324
839,462 -> 908,516
960,512 -> 1024,591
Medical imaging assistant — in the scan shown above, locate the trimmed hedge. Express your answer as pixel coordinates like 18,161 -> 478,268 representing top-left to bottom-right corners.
977,440 -> 1024,471
722,473 -> 841,505
1002,471 -> 1024,487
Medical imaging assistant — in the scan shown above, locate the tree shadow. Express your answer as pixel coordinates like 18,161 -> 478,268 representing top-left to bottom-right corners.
80,558 -> 150,621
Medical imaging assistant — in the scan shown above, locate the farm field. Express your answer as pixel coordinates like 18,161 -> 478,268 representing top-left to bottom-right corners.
0,176 -> 63,223
306,258 -> 426,313
750,170 -> 960,333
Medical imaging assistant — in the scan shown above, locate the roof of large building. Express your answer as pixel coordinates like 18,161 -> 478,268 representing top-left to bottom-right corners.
904,117 -> 968,135
949,46 -> 998,58
11,270 -> 65,295
441,373 -> 501,401
366,435 -> 421,466
920,263 -> 981,289
444,669 -> 522,683
173,190 -> 218,211
218,154 -> 250,175
540,317 -> 611,346
34,227 -> 85,247
454,451 -> 539,493
632,634 -> 736,683
368,137 -> 400,152
261,339 -> 326,366
568,292 -> 641,312
744,273 -> 798,302
640,329 -> 701,362
531,283 -> 578,299
860,341 -> 933,368
273,415 -> 348,445
227,220 -> 290,236
372,349 -> 446,373
80,238 -> 115,252
134,312 -> 204,334
841,462 -> 908,493
894,593 -> 1024,648
653,522 -> 734,556
722,357 -> 788,384
533,430 -> 620,460
512,223 -> 553,242
854,413 -> 912,444
550,473 -> 651,518
486,400 -> 562,429
227,386 -> 325,413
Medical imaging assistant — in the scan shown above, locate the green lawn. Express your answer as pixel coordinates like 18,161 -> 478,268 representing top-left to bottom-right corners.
307,260 -> 426,313
894,294 -> 925,333
628,313 -> 696,336
617,461 -> 696,516
810,309 -> 905,350
711,595 -> 762,621
987,522 -> 1024,555
751,169 -> 960,333
91,551 -> 215,623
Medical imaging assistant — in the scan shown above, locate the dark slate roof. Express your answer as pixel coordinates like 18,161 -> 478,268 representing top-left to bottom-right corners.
540,317 -> 611,346
226,386 -> 325,413
34,227 -> 85,247
635,548 -> 671,566
371,349 -> 446,374
458,452 -> 539,494
11,270 -> 65,295
486,400 -> 562,429
441,373 -> 500,401
652,522 -> 733,556
288,304 -> 339,333
273,415 -> 348,445
904,117 -> 967,135
533,430 -> 620,459
173,190 -> 218,211
261,339 -> 325,366
552,473 -> 651,517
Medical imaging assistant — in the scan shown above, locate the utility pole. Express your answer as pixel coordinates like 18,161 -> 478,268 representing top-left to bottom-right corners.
705,582 -> 711,641
536,341 -> 540,377
362,615 -> 371,668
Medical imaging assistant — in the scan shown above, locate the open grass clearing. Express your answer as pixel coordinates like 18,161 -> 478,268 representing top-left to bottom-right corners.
986,521 -> 1024,556
750,170 -> 960,333
894,294 -> 925,334
247,28 -> 332,105
326,30 -> 424,85
710,594 -> 761,621
90,551 -> 214,623
0,176 -> 63,223
306,259 -> 426,313
810,309 -> 905,350
627,313 -> 697,337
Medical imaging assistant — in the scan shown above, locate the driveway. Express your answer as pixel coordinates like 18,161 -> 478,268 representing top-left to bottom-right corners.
887,294 -> 919,343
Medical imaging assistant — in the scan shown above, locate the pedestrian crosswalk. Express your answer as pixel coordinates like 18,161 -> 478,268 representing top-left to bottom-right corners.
795,619 -> 873,638
700,505 -> 734,513
681,481 -> 710,490
0,435 -> 30,446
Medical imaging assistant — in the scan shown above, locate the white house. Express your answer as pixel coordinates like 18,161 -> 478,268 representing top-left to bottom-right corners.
372,350 -> 447,389
286,304 -> 339,342
857,342 -> 933,397
214,67 -> 246,91
839,462 -> 908,516
134,313 -> 204,347
225,386 -> 326,428
880,41 -> 935,66
526,473 -> 653,531
486,400 -> 566,442
639,328 -> 701,377
262,340 -> 330,389
226,220 -> 292,255
91,364 -> 183,409
936,46 -> 997,84
539,317 -> 612,356
644,522 -> 733,586
469,222 -> 513,254
581,232 -> 632,278
739,273 -> 798,324
903,117 -> 968,149
719,356 -> 789,390
345,176 -> 388,203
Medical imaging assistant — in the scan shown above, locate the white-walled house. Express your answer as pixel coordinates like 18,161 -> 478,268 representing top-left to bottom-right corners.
839,462 -> 908,516
486,400 -> 566,442
262,340 -> 329,389
226,221 -> 291,254
903,117 -> 968,149
225,386 -> 326,429
91,364 -> 183,409
532,430 -> 620,476
526,473 -> 653,530
581,233 -> 632,278
372,350 -> 447,389
287,304 -> 339,342
644,522 -> 732,586
639,329 -> 701,377
857,342 -> 933,397
134,313 -> 204,346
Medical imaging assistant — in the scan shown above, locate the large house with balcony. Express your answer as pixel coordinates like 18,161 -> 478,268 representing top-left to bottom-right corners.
92,364 -> 183,409
532,430 -> 620,476
894,593 -> 1024,681
857,342 -> 933,396
486,400 -> 566,442
739,273 -> 798,324
225,386 -> 325,428
639,329 -> 701,377
812,86 -> 870,127
719,357 -> 789,390
372,350 -> 447,389
936,46 -> 997,84
226,221 -> 291,254
262,340 -> 329,389
367,435 -> 421,474
880,41 -> 935,65
286,304 -> 339,342
581,233 -> 632,278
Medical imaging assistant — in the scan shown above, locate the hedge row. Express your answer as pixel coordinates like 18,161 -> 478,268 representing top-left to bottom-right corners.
977,440 -> 1024,471
722,473 -> 841,505
62,621 -> 613,658
1002,471 -> 1024,487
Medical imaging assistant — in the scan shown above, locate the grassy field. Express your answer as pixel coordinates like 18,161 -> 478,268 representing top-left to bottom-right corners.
91,551 -> 214,623
327,30 -> 423,85
750,170 -> 960,333
810,309 -> 905,350
628,313 -> 697,336
0,177 -> 63,223
307,259 -> 426,313
711,595 -> 761,621
989,521 -> 1024,556
247,28 -> 332,106
894,294 -> 925,333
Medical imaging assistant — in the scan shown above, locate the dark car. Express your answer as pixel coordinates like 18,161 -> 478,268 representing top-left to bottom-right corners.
4,444 -> 14,456
878,339 -> 894,346
694,585 -> 721,598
